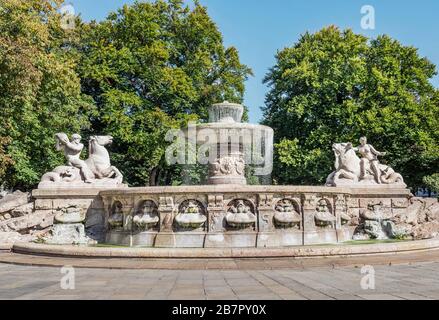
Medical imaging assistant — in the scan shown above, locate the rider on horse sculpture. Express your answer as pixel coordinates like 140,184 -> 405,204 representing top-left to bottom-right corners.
39,133 -> 123,187
56,133 -> 95,183
352,136 -> 387,184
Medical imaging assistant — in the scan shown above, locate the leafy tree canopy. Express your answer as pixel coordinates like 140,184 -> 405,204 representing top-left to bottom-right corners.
263,26 -> 439,188
0,0 -> 94,190
424,174 -> 439,197
78,0 -> 252,186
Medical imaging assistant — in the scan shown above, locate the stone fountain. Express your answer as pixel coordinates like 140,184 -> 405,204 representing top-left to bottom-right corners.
196,101 -> 273,185
31,102 -> 439,248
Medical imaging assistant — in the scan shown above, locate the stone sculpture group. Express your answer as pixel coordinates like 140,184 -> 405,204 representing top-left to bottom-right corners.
326,137 -> 405,187
0,103 -> 438,247
39,133 -> 124,188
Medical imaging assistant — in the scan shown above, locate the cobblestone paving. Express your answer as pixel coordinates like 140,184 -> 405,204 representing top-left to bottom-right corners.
0,261 -> 438,300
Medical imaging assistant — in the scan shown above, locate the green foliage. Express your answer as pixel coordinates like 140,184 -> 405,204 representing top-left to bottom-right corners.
423,174 -> 439,196
0,0 -> 94,190
263,26 -> 439,188
77,0 -> 252,186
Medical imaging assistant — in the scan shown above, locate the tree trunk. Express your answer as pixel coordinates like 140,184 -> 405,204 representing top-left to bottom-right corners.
149,167 -> 160,186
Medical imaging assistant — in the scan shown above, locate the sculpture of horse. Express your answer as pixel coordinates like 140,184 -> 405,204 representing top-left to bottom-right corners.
86,135 -> 123,183
40,135 -> 123,184
326,143 -> 405,186
326,143 -> 360,185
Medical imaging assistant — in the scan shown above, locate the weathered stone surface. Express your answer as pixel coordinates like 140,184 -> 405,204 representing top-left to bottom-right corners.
32,189 -> 107,243
0,189 -> 9,200
11,238 -> 439,259
359,198 -> 392,208
0,191 -> 30,214
392,198 -> 409,208
34,199 -> 53,210
347,198 -> 360,208
426,201 -> 439,221
85,210 -> 104,228
0,231 -> 35,244
397,199 -> 424,225
0,211 -> 54,232
46,223 -> 95,245
354,196 -> 439,240
10,202 -> 34,218
39,213 -> 55,229
411,221 -> 439,240
53,199 -> 93,210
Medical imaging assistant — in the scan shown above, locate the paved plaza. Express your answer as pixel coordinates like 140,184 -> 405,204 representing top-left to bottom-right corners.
0,258 -> 438,300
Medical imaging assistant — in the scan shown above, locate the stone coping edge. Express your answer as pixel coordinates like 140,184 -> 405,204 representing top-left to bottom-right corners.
32,185 -> 411,198
0,244 -> 12,251
11,239 -> 439,259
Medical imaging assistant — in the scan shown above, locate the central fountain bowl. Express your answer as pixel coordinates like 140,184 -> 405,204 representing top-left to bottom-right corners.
195,101 -> 274,185
209,101 -> 244,123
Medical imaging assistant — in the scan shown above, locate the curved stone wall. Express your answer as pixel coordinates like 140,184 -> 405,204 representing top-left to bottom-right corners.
97,185 -> 412,248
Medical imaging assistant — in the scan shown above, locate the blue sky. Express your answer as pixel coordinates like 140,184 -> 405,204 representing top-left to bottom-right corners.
69,0 -> 439,123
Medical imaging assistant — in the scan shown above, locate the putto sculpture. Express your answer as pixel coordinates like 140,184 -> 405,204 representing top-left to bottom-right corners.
39,133 -> 124,188
326,137 -> 405,187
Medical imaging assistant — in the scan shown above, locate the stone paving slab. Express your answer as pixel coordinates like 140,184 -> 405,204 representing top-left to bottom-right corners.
11,239 -> 439,259
2,248 -> 439,270
0,261 -> 438,300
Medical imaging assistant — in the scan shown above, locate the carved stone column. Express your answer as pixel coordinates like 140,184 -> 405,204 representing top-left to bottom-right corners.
256,193 -> 279,248
120,200 -> 134,233
205,194 -> 226,248
155,196 -> 176,248
257,194 -> 274,232
302,194 -> 317,231
207,195 -> 225,233
334,194 -> 345,229
335,194 -> 355,242
302,193 -> 317,245
158,196 -> 174,232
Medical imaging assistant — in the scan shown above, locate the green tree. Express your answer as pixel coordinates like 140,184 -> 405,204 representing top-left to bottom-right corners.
77,0 -> 252,186
0,0 -> 94,190
263,26 -> 439,188
424,174 -> 439,197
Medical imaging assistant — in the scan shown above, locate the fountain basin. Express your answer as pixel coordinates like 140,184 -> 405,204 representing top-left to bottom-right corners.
274,211 -> 302,228
77,184 -> 412,248
208,101 -> 244,123
133,214 -> 159,231
175,213 -> 207,230
189,102 -> 274,186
